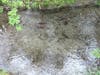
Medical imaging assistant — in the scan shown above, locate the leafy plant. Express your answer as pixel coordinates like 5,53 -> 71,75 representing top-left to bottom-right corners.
8,8 -> 22,31
91,48 -> 100,58
0,69 -> 9,75
1,0 -> 23,31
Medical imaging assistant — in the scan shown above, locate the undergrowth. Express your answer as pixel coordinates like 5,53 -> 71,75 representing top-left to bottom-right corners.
0,0 -> 100,31
8,8 -> 22,31
0,0 -> 75,31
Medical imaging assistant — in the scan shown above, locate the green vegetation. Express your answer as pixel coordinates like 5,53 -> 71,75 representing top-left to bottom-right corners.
1,0 -> 23,8
87,70 -> 100,75
0,0 -> 76,31
0,0 -> 100,31
2,0 -> 100,31
32,0 -> 75,8
8,8 -> 22,31
0,6 -> 3,14
91,48 -> 100,58
1,0 -> 76,9
96,0 -> 100,6
87,48 -> 100,75
0,69 -> 9,75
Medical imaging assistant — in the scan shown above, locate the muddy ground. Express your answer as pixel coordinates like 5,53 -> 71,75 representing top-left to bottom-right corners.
0,6 -> 100,75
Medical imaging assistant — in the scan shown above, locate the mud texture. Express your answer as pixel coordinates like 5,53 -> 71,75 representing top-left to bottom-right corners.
0,6 -> 100,75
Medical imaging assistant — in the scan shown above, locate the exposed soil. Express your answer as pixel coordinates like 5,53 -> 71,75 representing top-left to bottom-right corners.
0,6 -> 100,75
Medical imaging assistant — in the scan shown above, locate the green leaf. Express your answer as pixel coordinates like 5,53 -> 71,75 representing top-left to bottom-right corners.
16,24 -> 22,31
8,8 -> 17,16
8,11 -> 16,16
9,18 -> 18,26
15,19 -> 20,24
